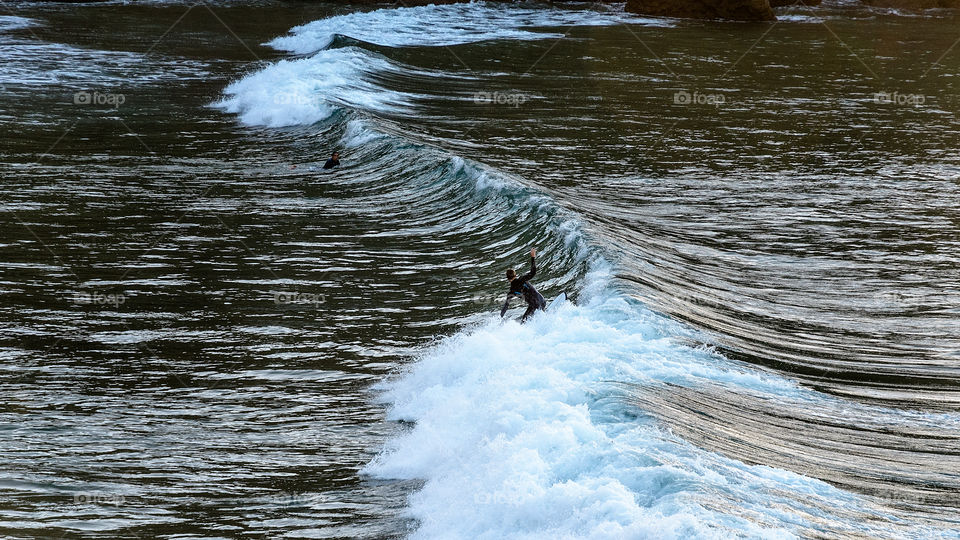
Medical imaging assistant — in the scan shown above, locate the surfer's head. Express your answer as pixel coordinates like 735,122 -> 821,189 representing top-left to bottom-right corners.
331,151 -> 340,159
506,269 -> 516,281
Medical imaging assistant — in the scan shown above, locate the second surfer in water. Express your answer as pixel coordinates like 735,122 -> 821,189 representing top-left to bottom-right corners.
322,151 -> 340,169
500,248 -> 547,323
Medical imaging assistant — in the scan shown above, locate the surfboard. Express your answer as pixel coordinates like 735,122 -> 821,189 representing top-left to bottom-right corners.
506,293 -> 567,324
548,292 -> 567,310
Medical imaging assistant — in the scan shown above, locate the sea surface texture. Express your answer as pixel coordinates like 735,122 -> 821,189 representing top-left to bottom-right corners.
1,1 -> 959,538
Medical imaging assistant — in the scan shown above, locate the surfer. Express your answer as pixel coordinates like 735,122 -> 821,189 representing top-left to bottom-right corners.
322,151 -> 340,169
500,248 -> 547,323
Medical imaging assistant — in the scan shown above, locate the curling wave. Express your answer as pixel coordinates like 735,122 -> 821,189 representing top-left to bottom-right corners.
215,3 -> 960,538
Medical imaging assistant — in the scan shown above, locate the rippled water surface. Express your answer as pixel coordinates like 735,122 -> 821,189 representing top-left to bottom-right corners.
1,1 -> 959,538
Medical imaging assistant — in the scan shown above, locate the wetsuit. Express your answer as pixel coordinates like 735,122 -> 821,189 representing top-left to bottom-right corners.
500,256 -> 547,322
322,158 -> 340,169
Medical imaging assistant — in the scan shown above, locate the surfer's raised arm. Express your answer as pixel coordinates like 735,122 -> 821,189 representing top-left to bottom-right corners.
517,248 -> 537,283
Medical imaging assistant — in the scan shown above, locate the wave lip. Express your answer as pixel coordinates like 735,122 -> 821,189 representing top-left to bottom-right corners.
213,47 -> 415,127
267,2 -> 673,54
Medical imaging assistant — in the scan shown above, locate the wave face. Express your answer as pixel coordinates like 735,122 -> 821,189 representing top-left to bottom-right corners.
214,2 -> 960,538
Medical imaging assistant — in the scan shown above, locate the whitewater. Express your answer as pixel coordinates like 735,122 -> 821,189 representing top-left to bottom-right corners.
213,3 -> 960,538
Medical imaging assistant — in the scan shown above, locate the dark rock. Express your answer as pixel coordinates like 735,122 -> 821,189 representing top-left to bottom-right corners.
625,0 -> 777,20
769,0 -> 823,6
859,0 -> 959,8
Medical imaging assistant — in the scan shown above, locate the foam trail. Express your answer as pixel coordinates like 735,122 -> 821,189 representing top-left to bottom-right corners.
365,270 -> 941,539
268,2 -> 672,54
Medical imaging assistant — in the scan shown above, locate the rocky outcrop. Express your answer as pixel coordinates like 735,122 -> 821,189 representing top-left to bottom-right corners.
859,0 -> 959,7
769,0 -> 823,6
624,0 -> 955,20
625,0 -> 777,20
623,0 -> 836,20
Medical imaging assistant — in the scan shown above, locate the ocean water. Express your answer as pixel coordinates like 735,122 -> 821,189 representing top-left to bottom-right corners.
1,1 -> 959,538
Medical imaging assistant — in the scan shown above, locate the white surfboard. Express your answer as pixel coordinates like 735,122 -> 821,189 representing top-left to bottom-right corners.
548,292 -> 567,310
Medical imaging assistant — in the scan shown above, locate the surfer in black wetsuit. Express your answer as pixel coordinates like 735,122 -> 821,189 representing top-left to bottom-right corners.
322,151 -> 340,169
500,248 -> 547,323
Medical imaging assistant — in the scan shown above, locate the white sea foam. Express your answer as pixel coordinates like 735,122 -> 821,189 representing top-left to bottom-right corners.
213,5 -> 951,537
364,269 -> 936,538
268,2 -> 672,54
0,21 -> 206,87
0,15 -> 36,32
0,41 -> 148,86
214,47 -> 413,127
218,3 -> 672,127
774,14 -> 826,23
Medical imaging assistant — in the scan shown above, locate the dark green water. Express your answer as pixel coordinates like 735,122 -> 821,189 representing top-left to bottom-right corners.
1,1 -> 959,538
